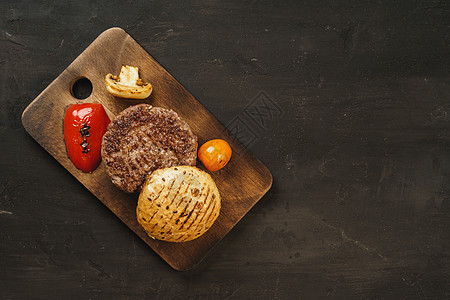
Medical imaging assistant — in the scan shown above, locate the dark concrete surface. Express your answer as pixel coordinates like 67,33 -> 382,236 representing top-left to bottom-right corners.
2,0 -> 450,299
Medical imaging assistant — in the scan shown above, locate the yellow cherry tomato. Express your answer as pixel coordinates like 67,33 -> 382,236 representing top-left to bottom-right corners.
198,139 -> 232,171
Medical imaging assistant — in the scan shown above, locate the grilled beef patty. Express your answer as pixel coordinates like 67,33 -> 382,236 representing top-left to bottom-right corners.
101,104 -> 197,193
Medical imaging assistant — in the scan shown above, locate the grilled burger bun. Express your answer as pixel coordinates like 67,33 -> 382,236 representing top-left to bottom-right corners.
137,166 -> 221,242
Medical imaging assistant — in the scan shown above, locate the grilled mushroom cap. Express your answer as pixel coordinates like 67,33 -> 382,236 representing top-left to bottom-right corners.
105,65 -> 152,99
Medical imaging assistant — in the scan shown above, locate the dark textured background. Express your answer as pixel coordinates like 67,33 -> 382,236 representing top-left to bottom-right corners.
2,1 -> 450,299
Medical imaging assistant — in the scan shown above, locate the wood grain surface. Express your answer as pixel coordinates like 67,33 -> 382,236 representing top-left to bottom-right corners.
21,27 -> 272,271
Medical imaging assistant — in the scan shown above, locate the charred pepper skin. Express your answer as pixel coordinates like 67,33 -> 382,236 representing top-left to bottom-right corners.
64,103 -> 110,172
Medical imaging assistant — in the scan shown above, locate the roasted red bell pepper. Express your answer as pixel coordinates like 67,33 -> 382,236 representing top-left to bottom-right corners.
64,103 -> 110,172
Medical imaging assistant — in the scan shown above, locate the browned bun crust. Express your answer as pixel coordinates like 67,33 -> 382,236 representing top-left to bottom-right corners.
137,166 -> 221,242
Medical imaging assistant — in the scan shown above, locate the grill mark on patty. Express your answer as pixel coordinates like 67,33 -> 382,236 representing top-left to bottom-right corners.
152,138 -> 177,158
138,147 -> 152,173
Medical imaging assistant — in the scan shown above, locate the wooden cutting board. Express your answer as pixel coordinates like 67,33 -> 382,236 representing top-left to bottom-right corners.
21,27 -> 272,271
